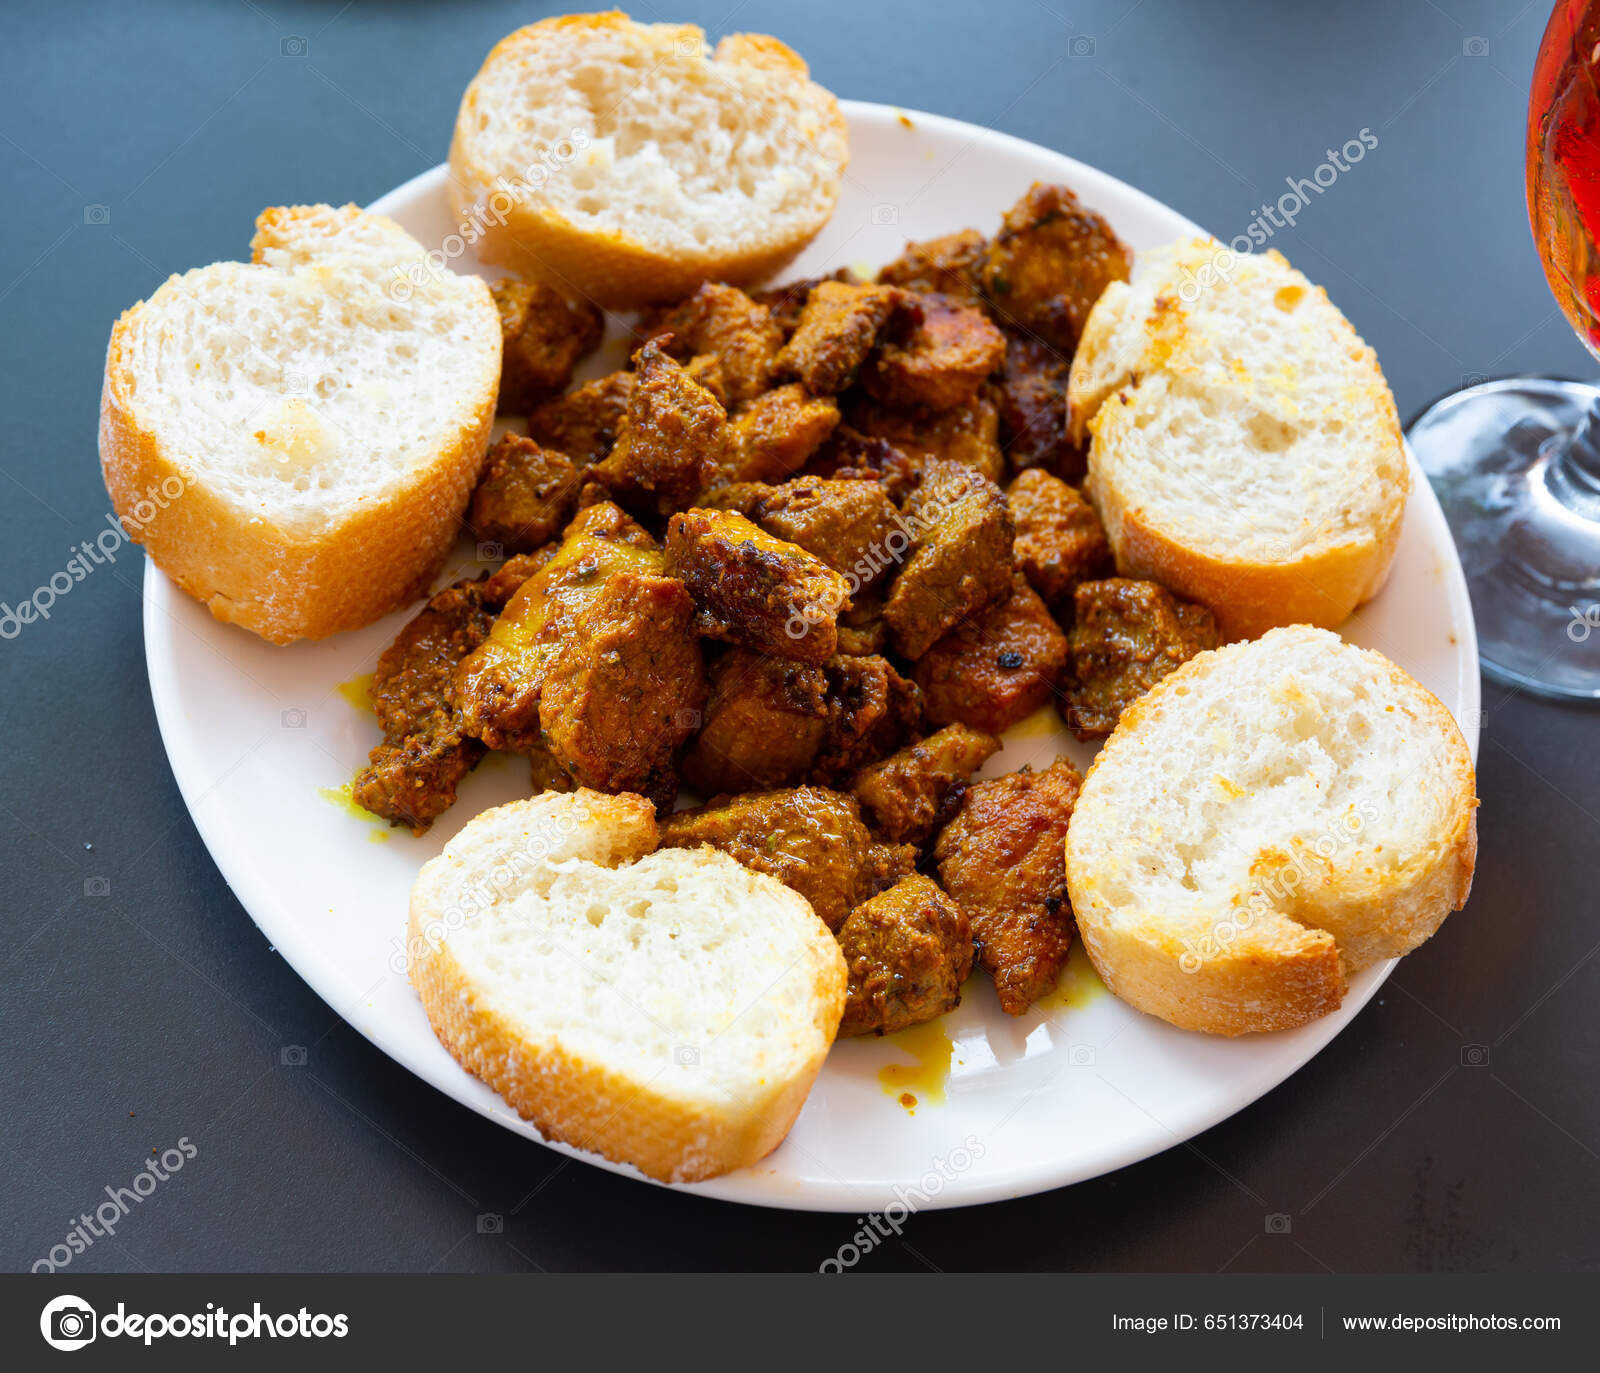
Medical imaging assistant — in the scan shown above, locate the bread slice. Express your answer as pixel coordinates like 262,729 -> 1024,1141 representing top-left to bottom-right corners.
407,789 -> 847,1182
1064,626 -> 1476,1036
1067,239 -> 1408,640
100,204 -> 500,643
448,12 -> 848,308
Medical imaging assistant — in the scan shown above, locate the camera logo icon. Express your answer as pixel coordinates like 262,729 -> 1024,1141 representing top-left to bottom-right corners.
281,35 -> 308,57
477,1213 -> 503,1234
83,205 -> 110,226
1070,36 -> 1096,57
870,204 -> 899,226
476,541 -> 504,563
1460,1043 -> 1490,1068
1463,36 -> 1488,57
1265,1212 -> 1292,1234
673,1045 -> 700,1066
281,708 -> 307,728
280,1045 -> 307,1067
1068,1044 -> 1095,1067
83,877 -> 110,898
41,1294 -> 96,1350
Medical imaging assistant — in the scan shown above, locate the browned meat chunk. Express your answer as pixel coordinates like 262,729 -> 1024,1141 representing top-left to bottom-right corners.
915,575 -> 1069,732
979,183 -> 1131,353
492,279 -> 604,413
837,875 -> 974,1036
467,434 -> 582,554
878,229 -> 987,301
835,593 -> 889,657
738,476 -> 902,590
811,653 -> 923,786
637,282 -> 782,407
682,648 -> 828,794
935,760 -> 1083,1013
719,383 -> 840,485
527,371 -> 634,466
589,339 -> 728,518
1007,468 -> 1113,614
481,547 -> 558,606
752,269 -> 862,337
775,280 -> 902,394
863,294 -> 1005,411
664,507 -> 851,664
996,333 -> 1082,477
537,571 -> 704,806
883,459 -> 1014,659
1063,578 -> 1220,739
351,580 -> 495,834
850,723 -> 1001,846
803,425 -> 922,502
849,390 -> 1004,484
658,786 -> 914,931
455,502 -> 703,807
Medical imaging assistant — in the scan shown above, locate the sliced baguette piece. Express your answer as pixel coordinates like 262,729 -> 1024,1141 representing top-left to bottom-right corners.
1067,239 -> 1408,640
407,789 -> 847,1183
1064,626 -> 1477,1036
448,11 -> 848,308
100,204 -> 500,644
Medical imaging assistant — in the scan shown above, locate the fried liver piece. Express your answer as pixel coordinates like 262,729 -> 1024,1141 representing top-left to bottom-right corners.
996,333 -> 1083,477
351,580 -> 495,834
637,282 -> 783,407
1007,468 -> 1113,615
934,759 -> 1083,1014
738,476 -> 902,589
1062,578 -> 1219,739
664,508 -> 851,664
811,653 -> 923,786
863,293 -> 1005,411
774,280 -> 903,394
877,229 -> 988,302
588,339 -> 728,518
537,571 -> 704,806
883,459 -> 1015,660
837,875 -> 974,1037
682,648 -> 829,794
455,502 -> 704,806
718,383 -> 841,485
978,183 -> 1131,353
658,786 -> 915,931
528,371 -> 634,466
849,390 -> 1005,484
492,279 -> 604,413
468,433 -> 583,554
803,425 -> 922,503
751,269 -> 862,338
914,575 -> 1069,733
850,723 -> 1001,847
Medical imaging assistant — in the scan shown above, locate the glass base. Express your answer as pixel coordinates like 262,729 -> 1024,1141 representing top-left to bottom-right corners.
1408,377 -> 1600,701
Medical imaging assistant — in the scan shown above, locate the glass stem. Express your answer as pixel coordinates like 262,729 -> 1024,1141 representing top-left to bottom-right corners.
1548,387 -> 1600,521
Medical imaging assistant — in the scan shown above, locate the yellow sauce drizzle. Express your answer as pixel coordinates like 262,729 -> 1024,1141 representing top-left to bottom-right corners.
1040,942 -> 1107,1012
336,672 -> 375,713
319,782 -> 390,842
878,1020 -> 954,1112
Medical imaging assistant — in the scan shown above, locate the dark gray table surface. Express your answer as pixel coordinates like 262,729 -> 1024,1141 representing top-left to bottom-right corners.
2,0 -> 1595,1273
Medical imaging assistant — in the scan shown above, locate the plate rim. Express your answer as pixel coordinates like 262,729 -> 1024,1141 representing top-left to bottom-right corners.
141,98 -> 1481,1213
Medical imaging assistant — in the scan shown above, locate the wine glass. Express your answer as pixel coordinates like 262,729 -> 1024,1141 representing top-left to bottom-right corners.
1407,0 -> 1600,699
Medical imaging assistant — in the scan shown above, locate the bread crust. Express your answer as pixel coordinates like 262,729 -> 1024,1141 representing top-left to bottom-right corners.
1065,628 -> 1478,1036
407,790 -> 847,1183
1086,465 -> 1406,642
448,12 -> 848,309
98,239 -> 500,644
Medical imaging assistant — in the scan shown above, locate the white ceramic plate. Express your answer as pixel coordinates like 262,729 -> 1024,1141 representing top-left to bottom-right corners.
143,102 -> 1480,1211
